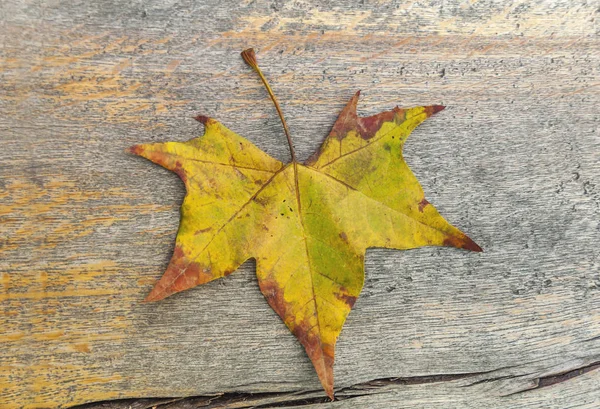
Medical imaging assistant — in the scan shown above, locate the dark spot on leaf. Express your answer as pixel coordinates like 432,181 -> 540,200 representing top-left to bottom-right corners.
383,143 -> 391,151
254,196 -> 268,206
325,92 -> 405,142
195,227 -> 213,235
424,105 -> 445,116
418,198 -> 429,212
339,232 -> 349,244
357,109 -> 401,140
335,291 -> 357,308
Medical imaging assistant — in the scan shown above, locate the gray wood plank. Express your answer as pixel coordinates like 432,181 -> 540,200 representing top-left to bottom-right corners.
0,0 -> 598,408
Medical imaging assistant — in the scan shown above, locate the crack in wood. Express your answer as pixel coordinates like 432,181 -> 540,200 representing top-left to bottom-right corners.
343,372 -> 485,390
506,360 -> 600,396
71,361 -> 600,408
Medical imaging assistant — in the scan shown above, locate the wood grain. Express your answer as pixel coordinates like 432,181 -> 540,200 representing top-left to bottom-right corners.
1,1 -> 599,408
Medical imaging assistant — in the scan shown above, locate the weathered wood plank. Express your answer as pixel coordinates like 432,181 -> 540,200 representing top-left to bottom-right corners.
1,0 -> 599,408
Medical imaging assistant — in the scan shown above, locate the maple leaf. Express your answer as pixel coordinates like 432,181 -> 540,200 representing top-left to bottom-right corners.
128,49 -> 481,399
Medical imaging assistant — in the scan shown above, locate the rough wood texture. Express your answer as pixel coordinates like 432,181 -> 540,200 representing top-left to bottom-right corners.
1,1 -> 599,408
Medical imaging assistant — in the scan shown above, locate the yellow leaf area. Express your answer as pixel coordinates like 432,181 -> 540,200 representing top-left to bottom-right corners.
129,91 -> 481,398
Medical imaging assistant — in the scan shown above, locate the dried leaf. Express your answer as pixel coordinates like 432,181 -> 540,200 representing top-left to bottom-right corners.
129,49 -> 481,399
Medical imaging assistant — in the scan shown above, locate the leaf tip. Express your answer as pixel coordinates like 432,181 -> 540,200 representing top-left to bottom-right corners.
143,292 -> 161,303
194,115 -> 215,126
443,235 -> 483,252
462,236 -> 483,252
427,105 -> 446,116
469,241 -> 483,253
126,145 -> 143,156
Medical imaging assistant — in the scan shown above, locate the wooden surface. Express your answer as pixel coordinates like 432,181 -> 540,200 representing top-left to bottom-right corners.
1,1 -> 599,408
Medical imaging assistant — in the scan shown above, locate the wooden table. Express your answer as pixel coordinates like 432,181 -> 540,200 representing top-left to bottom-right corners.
1,1 -> 599,408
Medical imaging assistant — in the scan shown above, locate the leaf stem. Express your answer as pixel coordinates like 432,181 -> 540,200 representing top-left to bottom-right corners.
241,48 -> 297,162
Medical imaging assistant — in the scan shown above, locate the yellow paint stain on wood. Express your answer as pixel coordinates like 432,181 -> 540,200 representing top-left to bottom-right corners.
28,316 -> 45,325
0,176 -> 173,258
0,288 -> 125,301
32,330 -> 65,341
0,270 -> 111,291
81,374 -> 122,385
1,272 -> 10,291
23,388 -> 123,409
39,51 -> 100,68
38,271 -> 48,292
0,333 -> 25,342
0,57 -> 23,70
137,277 -> 158,286
54,77 -> 143,101
0,31 -> 191,125
72,343 -> 91,353
44,333 -> 127,343
0,310 -> 20,316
